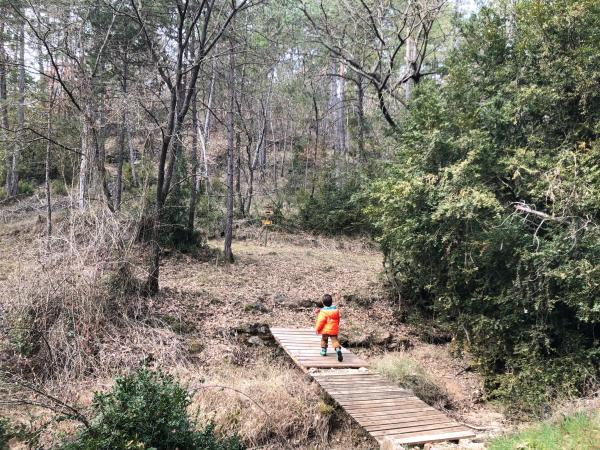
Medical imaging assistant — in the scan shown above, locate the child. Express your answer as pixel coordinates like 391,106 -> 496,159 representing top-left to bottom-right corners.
315,294 -> 343,362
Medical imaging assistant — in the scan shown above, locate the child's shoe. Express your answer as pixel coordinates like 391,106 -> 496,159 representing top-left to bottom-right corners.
320,348 -> 327,357
336,347 -> 343,362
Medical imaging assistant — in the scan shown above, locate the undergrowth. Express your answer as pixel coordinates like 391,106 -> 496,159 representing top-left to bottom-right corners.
489,411 -> 600,450
1,208 -> 185,381
372,353 -> 452,409
59,367 -> 243,450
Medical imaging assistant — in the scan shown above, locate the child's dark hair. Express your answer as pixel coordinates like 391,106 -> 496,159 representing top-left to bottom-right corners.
322,294 -> 333,307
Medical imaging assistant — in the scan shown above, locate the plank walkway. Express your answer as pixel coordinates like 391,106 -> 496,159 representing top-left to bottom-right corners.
270,327 -> 476,448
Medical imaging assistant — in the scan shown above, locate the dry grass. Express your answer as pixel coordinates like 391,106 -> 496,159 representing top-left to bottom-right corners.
186,359 -> 321,447
371,353 -> 452,409
0,207 -> 187,381
0,208 -> 497,448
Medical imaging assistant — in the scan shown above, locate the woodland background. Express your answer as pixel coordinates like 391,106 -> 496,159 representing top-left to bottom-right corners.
0,0 -> 599,448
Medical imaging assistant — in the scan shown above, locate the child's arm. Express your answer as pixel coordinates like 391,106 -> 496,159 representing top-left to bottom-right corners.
315,311 -> 326,334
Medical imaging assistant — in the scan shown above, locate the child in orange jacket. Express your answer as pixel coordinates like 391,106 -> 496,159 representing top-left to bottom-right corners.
315,294 -> 343,361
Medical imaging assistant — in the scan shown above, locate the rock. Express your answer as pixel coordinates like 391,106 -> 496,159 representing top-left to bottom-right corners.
341,331 -> 393,348
458,440 -> 485,449
187,338 -> 203,354
372,331 -> 393,346
342,292 -> 378,306
244,302 -> 270,313
381,438 -> 407,450
233,322 -> 270,335
388,337 -> 413,351
273,292 -> 287,303
340,333 -> 371,348
247,336 -> 265,346
294,297 -> 319,308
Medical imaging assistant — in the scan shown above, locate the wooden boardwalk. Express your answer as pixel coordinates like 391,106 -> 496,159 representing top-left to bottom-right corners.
270,327 -> 367,369
270,327 -> 476,448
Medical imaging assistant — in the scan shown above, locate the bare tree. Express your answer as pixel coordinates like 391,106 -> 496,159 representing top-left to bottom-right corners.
130,0 -> 252,293
0,17 -> 11,197
301,0 -> 447,131
224,32 -> 236,263
16,1 -> 118,210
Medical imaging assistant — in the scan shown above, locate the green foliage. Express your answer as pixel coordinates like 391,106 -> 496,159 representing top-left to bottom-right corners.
0,417 -> 12,450
365,0 -> 600,415
51,179 -> 68,196
17,179 -> 34,196
60,367 -> 243,450
194,195 -> 223,239
297,170 -> 370,235
489,412 -> 600,450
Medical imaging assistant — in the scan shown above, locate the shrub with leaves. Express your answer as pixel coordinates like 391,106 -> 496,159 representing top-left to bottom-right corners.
60,367 -> 243,450
297,169 -> 370,235
0,417 -> 12,450
364,0 -> 600,416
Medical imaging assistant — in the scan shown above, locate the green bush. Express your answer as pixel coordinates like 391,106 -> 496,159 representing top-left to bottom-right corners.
60,367 -> 243,450
365,0 -> 600,416
51,179 -> 68,196
18,179 -> 34,196
0,417 -> 12,450
296,170 -> 370,235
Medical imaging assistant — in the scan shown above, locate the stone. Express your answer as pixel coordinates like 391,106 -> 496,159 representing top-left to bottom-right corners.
273,292 -> 287,303
247,336 -> 265,346
457,439 -> 486,449
187,338 -> 203,354
244,302 -> 270,313
380,438 -> 407,450
233,322 -> 269,335
294,297 -> 319,308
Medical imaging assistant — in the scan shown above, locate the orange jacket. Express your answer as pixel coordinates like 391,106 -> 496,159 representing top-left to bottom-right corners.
315,306 -> 340,335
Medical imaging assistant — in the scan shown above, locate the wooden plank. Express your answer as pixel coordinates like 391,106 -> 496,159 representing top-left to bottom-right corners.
333,392 -> 412,401
371,423 -> 469,438
391,430 -> 476,445
366,418 -> 457,433
353,408 -> 446,417
342,404 -> 429,413
343,405 -> 432,415
338,398 -> 424,406
357,413 -> 448,427
271,327 -> 476,446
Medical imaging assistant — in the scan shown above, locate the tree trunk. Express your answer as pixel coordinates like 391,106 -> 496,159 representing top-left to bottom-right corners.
311,95 -> 319,197
6,20 -> 25,198
0,20 -> 10,197
78,113 -> 92,209
115,114 -> 125,211
404,36 -> 417,101
187,87 -> 199,233
224,36 -> 235,263
245,167 -> 254,216
126,118 -> 138,186
280,119 -> 287,177
45,83 -> 56,244
115,62 -> 129,211
235,131 -> 242,215
199,63 -> 215,198
356,74 -> 366,162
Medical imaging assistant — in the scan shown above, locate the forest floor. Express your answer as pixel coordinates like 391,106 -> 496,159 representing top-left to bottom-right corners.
0,203 -> 508,449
